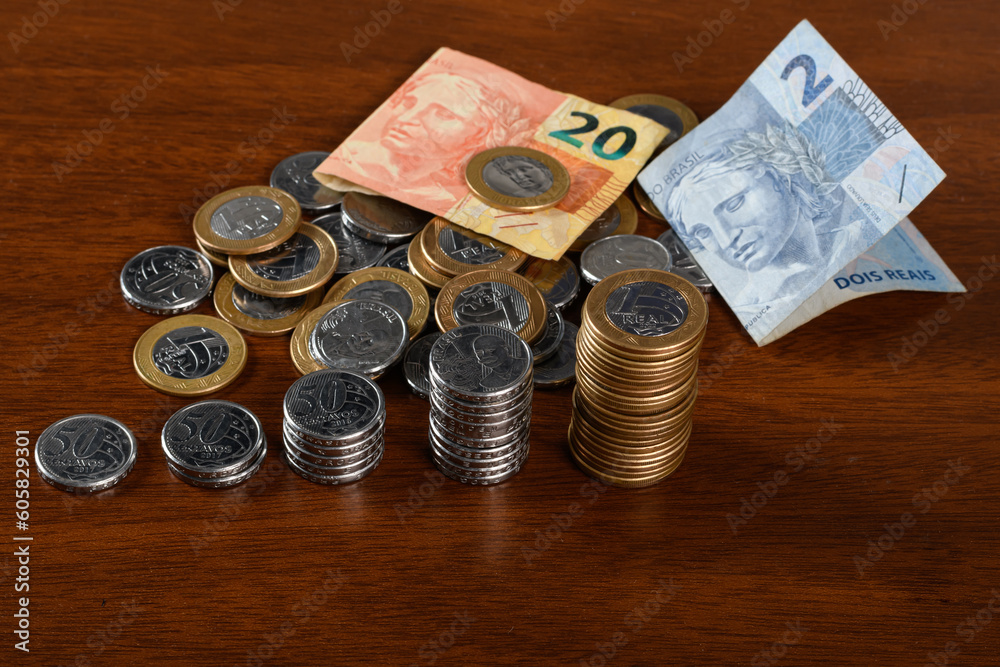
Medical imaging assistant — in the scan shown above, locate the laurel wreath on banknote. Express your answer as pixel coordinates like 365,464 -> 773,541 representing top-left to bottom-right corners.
727,124 -> 840,197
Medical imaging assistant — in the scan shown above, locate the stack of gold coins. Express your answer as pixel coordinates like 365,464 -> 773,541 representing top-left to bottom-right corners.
407,216 -> 527,291
570,269 -> 707,488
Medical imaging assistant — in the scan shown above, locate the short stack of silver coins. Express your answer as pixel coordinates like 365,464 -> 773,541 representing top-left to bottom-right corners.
427,324 -> 533,485
161,400 -> 268,489
282,369 -> 386,485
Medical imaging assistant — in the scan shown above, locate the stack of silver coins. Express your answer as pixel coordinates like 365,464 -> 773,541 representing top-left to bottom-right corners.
282,370 -> 386,485
161,401 -> 267,489
427,324 -> 533,485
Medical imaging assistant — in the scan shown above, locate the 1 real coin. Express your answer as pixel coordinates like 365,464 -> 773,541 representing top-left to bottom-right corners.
194,185 -> 302,255
228,223 -> 338,297
569,194 -> 638,252
341,191 -> 432,244
435,269 -> 546,344
420,217 -> 527,277
407,234 -> 451,291
289,301 -> 341,375
133,314 -> 247,396
323,267 -> 429,340
465,146 -> 570,212
213,272 -> 322,337
196,238 -> 230,268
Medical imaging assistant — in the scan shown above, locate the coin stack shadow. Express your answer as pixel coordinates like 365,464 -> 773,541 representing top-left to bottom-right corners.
569,269 -> 708,488
427,324 -> 534,485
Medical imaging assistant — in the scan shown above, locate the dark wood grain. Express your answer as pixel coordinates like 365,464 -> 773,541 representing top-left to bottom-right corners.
2,0 -> 998,664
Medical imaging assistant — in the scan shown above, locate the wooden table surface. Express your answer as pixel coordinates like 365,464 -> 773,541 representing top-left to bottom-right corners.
3,0 -> 998,664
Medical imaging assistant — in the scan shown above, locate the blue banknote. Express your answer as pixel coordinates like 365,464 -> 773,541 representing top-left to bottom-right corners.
638,20 -> 962,345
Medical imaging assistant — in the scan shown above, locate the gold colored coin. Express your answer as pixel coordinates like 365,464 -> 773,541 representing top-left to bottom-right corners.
420,217 -> 527,277
572,410 -> 693,456
576,365 -> 697,416
569,424 -> 688,488
323,267 -> 430,340
465,146 -> 571,212
288,301 -> 341,376
633,181 -> 668,222
407,231 -> 451,290
196,238 -> 229,267
228,223 -> 338,297
194,185 -> 302,255
213,272 -> 322,337
573,386 -> 697,443
569,195 -> 638,252
133,314 -> 247,396
571,421 -> 691,469
435,269 -> 546,344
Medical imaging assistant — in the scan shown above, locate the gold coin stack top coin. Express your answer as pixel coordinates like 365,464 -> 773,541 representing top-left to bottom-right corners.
569,269 -> 707,488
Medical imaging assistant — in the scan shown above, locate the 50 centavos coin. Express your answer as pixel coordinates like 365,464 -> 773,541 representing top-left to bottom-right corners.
121,246 -> 214,315
228,223 -> 338,297
324,267 -> 429,340
35,415 -> 137,493
465,146 -> 570,212
435,269 -> 546,344
580,235 -> 673,286
309,300 -> 408,378
283,370 -> 385,443
133,314 -> 247,396
312,207 -> 386,274
213,273 -> 322,337
161,400 -> 264,479
194,185 -> 302,255
420,217 -> 527,277
519,255 -> 580,311
656,228 -> 713,294
569,194 -> 638,252
341,192 -> 432,244
270,151 -> 344,214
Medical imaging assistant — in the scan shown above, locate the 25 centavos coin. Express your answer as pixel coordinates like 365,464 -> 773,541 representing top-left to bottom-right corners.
429,324 -> 533,399
228,223 -> 338,297
193,185 -> 302,255
435,269 -> 546,344
161,400 -> 264,479
35,415 -> 137,493
312,208 -> 386,274
569,195 -> 638,252
466,146 -> 571,212
323,267 -> 429,340
403,332 -> 442,399
270,151 -> 344,214
120,246 -> 214,315
519,255 -> 580,311
309,300 -> 408,377
133,314 -> 247,396
534,321 -> 578,389
213,272 -> 322,337
656,228 -> 713,294
580,235 -> 673,286
341,192 -> 432,244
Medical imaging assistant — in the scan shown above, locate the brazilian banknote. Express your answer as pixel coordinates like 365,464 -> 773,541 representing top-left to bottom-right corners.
638,20 -> 963,345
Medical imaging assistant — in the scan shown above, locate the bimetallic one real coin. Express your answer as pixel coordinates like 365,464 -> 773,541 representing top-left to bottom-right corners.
435,269 -> 547,344
270,151 -> 344,214
289,301 -> 341,375
341,192 -> 432,244
213,273 -> 321,337
35,415 -> 137,493
609,94 -> 699,150
161,400 -> 264,479
323,267 -> 429,340
311,208 -> 386,274
465,146 -> 571,212
133,314 -> 247,396
193,186 -> 302,255
519,255 -> 580,311
531,301 -> 565,364
377,244 -> 410,271
656,228 -> 713,293
420,217 -> 527,277
228,223 -> 338,297
569,195 -> 638,252
403,332 -> 442,399
120,246 -> 214,315
407,233 -> 451,290
580,235 -> 673,286
534,321 -> 577,389
634,182 -> 668,222
196,238 -> 230,268
308,300 -> 408,378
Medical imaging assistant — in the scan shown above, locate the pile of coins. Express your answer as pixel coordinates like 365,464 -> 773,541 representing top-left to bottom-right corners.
427,324 -> 533,485
161,400 -> 267,489
570,269 -> 707,488
282,370 -> 386,485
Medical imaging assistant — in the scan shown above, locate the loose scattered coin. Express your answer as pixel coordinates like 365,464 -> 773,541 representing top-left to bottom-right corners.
580,235 -> 673,286
35,415 -> 137,493
193,185 -> 302,255
228,223 -> 338,297
656,228 -> 714,294
531,301 -> 565,364
133,314 -> 247,396
377,243 -> 410,271
341,191 -> 433,244
534,321 -> 577,389
309,299 -> 409,378
609,94 -> 699,149
435,269 -> 547,344
289,301 -> 340,375
633,182 -> 668,222
270,151 -> 344,214
323,267 -> 429,340
519,255 -> 581,311
311,207 -> 386,274
420,217 -> 527,277
569,194 -> 638,252
120,246 -> 214,315
213,273 -> 322,337
465,146 -> 571,212
403,332 -> 442,399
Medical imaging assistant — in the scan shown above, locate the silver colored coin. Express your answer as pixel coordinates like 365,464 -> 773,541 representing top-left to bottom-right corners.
430,391 -> 532,423
429,324 -> 533,399
451,282 -> 530,333
166,441 -> 266,489
435,459 -> 525,486
482,154 -> 554,199
232,284 -> 306,320
431,403 -> 531,439
341,192 -> 432,244
521,256 -> 580,312
283,370 -> 385,443
308,300 -> 408,377
151,325 -> 230,379
430,435 -> 526,469
429,429 -> 528,461
35,415 -> 137,493
283,416 -> 385,456
284,437 -> 382,475
403,332 -> 442,399
270,151 -> 343,214
245,232 -> 321,281
531,302 -> 564,364
312,208 -> 386,274
429,365 -> 533,406
430,413 -> 529,449
210,196 -> 284,240
343,280 -> 414,321
604,281 -> 690,337
282,448 -> 383,485
534,322 -> 578,389
580,235 -> 673,286
161,400 -> 264,478
284,431 -> 383,468
436,226 -> 504,266
376,244 -> 410,271
656,228 -> 714,293
121,246 -> 214,315
432,443 -> 529,481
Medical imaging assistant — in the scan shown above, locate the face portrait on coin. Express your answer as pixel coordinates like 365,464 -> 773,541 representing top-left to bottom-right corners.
331,324 -> 390,358
483,155 -> 554,198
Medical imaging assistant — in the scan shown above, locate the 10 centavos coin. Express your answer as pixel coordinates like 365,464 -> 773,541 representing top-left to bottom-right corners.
228,223 -> 338,297
420,217 -> 527,277
519,255 -> 580,311
309,300 -> 408,378
133,314 -> 248,396
161,400 -> 265,482
569,194 -> 638,252
121,246 -> 214,315
213,273 -> 322,337
312,207 -> 386,274
609,94 -> 699,150
580,235 -> 673,286
534,321 -> 577,389
35,415 -> 137,493
270,151 -> 344,214
194,185 -> 302,255
465,146 -> 571,212
323,267 -> 429,340
341,192 -> 433,244
435,269 -> 546,344
656,228 -> 713,294
403,332 -> 442,399
531,301 -> 565,364
377,243 -> 410,271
